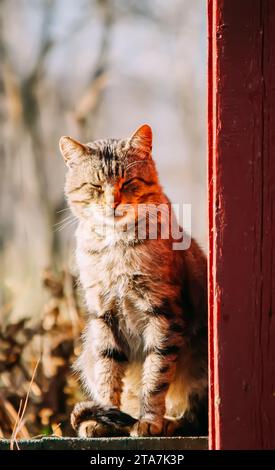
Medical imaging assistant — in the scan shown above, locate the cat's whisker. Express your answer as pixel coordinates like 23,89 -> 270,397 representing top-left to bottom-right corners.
54,217 -> 77,232
54,221 -> 77,233
54,214 -> 75,227
124,160 -> 148,172
56,207 -> 70,214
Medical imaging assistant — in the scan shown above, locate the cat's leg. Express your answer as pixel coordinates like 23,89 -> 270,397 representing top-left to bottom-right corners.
155,391 -> 208,437
82,313 -> 128,407
72,312 -> 129,437
131,313 -> 184,437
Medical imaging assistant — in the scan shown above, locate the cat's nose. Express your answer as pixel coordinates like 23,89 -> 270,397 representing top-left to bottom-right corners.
111,200 -> 120,209
110,195 -> 121,209
106,188 -> 121,209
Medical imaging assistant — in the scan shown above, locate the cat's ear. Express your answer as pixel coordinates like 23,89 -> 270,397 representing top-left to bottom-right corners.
59,136 -> 88,167
129,124 -> 152,158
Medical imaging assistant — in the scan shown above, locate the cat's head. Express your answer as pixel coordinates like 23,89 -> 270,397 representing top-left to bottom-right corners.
59,125 -> 160,227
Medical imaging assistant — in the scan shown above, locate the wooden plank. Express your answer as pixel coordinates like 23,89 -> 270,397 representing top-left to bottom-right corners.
208,0 -> 275,449
207,0 -> 216,450
0,437 -> 208,451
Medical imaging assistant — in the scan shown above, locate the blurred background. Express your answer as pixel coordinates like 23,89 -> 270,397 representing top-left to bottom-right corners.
0,0 -> 206,439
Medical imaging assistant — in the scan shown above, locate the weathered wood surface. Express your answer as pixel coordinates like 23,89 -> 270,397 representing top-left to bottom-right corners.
0,437 -> 208,451
208,0 -> 275,449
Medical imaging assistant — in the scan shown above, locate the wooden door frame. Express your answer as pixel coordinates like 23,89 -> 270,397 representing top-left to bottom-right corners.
208,0 -> 275,449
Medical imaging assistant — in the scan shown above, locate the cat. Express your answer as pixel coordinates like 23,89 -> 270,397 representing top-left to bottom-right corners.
59,124 -> 208,438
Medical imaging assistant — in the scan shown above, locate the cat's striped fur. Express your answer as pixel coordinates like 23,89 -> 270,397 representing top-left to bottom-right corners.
59,124 -> 208,437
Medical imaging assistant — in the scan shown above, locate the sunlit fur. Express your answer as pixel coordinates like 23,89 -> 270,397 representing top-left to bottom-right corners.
60,125 -> 208,437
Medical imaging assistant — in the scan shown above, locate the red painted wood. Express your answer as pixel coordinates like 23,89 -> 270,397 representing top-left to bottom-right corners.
207,0 -> 216,451
208,0 -> 275,449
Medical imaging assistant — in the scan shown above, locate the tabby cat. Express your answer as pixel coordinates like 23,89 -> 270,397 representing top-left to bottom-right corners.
59,124 -> 208,437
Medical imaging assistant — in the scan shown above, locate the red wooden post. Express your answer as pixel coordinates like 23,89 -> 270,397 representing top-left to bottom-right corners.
208,0 -> 275,449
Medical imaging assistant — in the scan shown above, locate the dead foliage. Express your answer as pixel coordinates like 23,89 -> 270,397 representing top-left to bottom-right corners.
0,269 -> 85,438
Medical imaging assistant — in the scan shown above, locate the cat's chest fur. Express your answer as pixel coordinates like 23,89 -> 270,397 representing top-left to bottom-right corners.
75,224 -> 162,341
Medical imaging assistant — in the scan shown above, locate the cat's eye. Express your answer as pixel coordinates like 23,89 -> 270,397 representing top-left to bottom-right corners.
90,184 -> 102,192
122,178 -> 142,191
122,183 -> 139,193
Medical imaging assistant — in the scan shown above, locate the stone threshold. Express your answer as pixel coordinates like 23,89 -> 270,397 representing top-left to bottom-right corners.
0,436 -> 208,450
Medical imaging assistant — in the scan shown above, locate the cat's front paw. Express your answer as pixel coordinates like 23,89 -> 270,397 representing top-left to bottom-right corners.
130,419 -> 163,437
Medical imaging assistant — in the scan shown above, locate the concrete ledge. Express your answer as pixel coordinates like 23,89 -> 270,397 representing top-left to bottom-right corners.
0,436 -> 208,450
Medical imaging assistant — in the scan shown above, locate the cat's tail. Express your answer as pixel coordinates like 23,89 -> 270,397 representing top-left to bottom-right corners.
71,400 -> 138,437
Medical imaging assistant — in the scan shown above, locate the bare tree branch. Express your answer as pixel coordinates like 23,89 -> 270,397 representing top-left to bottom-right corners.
73,0 -> 114,139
